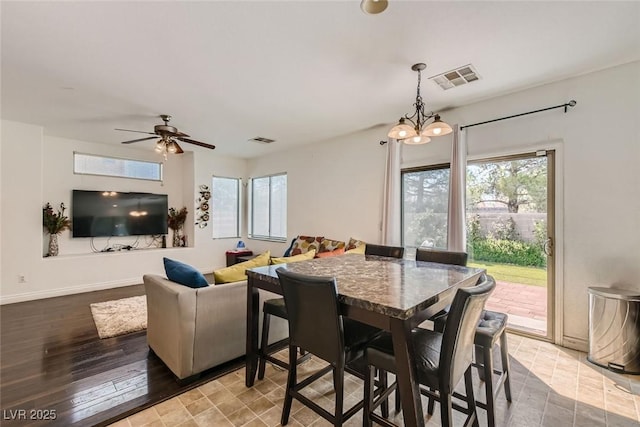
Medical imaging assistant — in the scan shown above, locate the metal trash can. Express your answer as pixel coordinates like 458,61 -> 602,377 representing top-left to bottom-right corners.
588,287 -> 640,374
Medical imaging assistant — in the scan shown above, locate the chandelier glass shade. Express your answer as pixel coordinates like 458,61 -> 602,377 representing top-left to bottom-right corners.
361,0 -> 388,14
388,63 -> 453,145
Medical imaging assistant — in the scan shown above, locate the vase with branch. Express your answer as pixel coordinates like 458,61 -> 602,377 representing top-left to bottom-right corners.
43,202 -> 72,257
168,207 -> 188,247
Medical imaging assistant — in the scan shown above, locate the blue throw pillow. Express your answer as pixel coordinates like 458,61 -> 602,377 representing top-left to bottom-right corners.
283,237 -> 297,257
163,257 -> 209,288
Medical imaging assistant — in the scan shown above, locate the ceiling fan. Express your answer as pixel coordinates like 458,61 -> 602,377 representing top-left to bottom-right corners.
116,114 -> 215,156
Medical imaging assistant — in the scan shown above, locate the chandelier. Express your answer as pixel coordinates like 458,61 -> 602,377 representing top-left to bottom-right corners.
388,63 -> 453,145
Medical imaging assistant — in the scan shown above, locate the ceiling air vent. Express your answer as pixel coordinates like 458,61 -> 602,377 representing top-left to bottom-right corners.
429,64 -> 481,90
248,137 -> 275,144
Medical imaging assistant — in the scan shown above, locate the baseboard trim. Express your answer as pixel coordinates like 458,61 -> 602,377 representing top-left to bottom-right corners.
0,278 -> 143,305
0,268 -> 216,305
562,335 -> 588,353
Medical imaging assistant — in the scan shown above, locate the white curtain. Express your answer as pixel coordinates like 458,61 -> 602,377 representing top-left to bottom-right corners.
381,139 -> 402,246
447,125 -> 467,252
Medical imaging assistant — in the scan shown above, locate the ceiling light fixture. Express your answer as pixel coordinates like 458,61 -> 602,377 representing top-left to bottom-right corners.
361,0 -> 388,14
154,136 -> 183,159
388,63 -> 453,145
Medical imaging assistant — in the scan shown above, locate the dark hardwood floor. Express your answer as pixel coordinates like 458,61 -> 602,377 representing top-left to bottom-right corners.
0,285 -> 243,427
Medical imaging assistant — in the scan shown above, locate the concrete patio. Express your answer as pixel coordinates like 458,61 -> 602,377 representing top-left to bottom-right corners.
485,280 -> 548,335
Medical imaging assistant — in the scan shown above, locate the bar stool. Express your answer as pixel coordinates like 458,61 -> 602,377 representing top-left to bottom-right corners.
363,275 -> 496,427
257,297 -> 309,379
433,309 -> 512,427
365,244 -> 404,259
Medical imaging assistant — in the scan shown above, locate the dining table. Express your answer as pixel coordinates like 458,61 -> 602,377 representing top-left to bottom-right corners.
245,253 -> 485,427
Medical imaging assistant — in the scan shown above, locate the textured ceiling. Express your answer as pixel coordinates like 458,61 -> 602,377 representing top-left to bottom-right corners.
2,1 -> 639,158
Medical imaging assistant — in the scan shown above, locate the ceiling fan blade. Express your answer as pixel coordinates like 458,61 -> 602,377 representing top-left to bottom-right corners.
177,137 -> 216,150
174,141 -> 185,154
175,130 -> 190,137
115,128 -> 157,135
121,136 -> 159,144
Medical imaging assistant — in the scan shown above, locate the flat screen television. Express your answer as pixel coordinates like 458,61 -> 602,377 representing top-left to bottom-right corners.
72,190 -> 168,237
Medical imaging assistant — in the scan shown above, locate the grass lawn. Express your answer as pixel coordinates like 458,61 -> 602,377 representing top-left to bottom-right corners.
468,260 -> 547,287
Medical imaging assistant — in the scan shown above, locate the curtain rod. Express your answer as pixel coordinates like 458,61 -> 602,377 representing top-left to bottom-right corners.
460,100 -> 576,130
379,99 -> 577,145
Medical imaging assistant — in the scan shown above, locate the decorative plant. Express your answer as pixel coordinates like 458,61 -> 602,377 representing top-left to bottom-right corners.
43,202 -> 72,235
168,207 -> 188,230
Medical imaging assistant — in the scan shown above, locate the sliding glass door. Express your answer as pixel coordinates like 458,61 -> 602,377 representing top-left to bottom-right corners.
401,151 -> 555,340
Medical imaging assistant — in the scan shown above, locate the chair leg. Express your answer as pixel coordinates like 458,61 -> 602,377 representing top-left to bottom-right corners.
440,391 -> 453,427
363,364 -> 375,427
500,332 -> 512,402
258,312 -> 271,380
464,367 -> 479,427
395,387 -> 401,413
482,345 -> 495,427
427,388 -> 435,415
380,370 -> 389,418
281,345 -> 297,426
475,344 -> 485,382
334,364 -> 345,427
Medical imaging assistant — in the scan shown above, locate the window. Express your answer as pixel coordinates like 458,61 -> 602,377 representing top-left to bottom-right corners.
211,176 -> 241,239
401,165 -> 450,256
74,153 -> 162,181
249,173 -> 287,241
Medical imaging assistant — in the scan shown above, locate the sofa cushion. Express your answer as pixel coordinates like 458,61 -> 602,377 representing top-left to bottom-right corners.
319,238 -> 346,253
315,247 -> 345,258
346,237 -> 366,251
163,257 -> 209,288
213,251 -> 271,284
290,235 -> 324,256
271,249 -> 316,265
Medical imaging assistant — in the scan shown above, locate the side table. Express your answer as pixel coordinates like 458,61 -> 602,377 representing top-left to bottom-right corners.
226,250 -> 254,267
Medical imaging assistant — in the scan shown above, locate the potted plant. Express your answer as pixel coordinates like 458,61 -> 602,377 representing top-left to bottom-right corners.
168,206 -> 188,247
43,202 -> 71,256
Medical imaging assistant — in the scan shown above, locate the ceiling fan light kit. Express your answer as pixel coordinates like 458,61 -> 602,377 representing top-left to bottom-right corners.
388,63 -> 453,145
117,114 -> 215,158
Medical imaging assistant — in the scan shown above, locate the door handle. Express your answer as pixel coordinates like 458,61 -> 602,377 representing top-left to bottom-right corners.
544,238 -> 553,256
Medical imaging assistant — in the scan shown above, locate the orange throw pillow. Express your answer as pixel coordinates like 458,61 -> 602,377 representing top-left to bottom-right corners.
315,248 -> 345,258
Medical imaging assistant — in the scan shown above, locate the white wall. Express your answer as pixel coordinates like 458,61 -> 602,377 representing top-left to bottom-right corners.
0,121 -> 246,303
246,125 -> 388,257
247,61 -> 640,348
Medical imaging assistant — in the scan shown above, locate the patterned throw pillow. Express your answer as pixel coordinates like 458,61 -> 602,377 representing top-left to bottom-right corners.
318,238 -> 346,253
290,235 -> 324,256
345,237 -> 366,251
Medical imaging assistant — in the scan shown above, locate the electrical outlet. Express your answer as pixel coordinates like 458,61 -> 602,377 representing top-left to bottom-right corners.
18,275 -> 26,283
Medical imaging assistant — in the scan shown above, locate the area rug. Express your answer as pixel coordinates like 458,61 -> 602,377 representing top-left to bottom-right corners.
90,295 -> 147,339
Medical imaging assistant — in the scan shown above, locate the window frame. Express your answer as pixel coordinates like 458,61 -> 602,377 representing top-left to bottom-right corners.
400,163 -> 451,251
248,172 -> 287,242
73,152 -> 163,182
211,175 -> 242,239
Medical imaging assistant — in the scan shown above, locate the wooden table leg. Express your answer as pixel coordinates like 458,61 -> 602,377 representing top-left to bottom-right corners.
390,317 -> 424,427
245,277 -> 260,387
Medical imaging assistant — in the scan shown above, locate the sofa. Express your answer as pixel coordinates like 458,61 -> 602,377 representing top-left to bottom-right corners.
143,274 -> 288,380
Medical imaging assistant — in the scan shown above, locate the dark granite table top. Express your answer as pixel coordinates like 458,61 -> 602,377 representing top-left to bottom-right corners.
247,253 -> 485,320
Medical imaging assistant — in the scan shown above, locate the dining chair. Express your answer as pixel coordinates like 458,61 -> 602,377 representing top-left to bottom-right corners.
257,296 -> 310,380
363,274 -> 496,427
415,247 -> 468,266
365,244 -> 405,259
432,307 -> 512,427
276,268 -> 384,426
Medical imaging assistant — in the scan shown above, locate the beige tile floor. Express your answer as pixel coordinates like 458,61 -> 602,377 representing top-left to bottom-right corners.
110,334 -> 640,427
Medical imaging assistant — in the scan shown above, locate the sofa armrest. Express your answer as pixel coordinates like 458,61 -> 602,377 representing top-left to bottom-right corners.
143,274 -> 198,379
